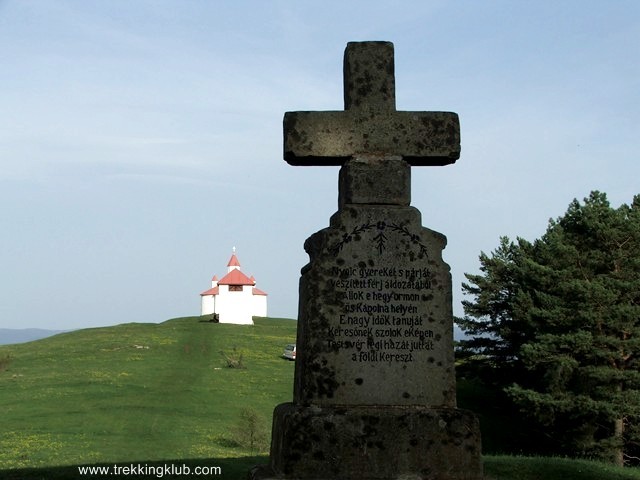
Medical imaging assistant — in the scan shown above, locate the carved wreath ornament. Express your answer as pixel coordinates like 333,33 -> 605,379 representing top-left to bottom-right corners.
330,221 -> 430,257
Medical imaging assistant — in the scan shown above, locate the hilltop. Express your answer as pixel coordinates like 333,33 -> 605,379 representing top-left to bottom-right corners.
0,317 -> 297,469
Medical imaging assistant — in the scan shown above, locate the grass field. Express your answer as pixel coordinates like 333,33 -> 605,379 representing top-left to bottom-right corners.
0,317 -> 296,471
2,316 -> 639,479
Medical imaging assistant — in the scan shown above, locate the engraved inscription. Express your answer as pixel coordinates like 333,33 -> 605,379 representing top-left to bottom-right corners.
327,265 -> 439,363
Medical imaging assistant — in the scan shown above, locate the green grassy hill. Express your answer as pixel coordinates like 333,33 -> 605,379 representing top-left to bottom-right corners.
2,316 -> 640,480
0,317 -> 296,470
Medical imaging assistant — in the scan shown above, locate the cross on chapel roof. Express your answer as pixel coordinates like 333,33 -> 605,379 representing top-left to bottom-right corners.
283,41 -> 460,167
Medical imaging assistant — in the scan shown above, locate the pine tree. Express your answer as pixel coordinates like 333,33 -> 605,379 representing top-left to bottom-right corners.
457,192 -> 640,465
457,237 -> 532,382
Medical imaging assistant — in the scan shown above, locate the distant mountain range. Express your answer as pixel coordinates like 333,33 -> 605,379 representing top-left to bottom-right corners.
0,328 -> 68,345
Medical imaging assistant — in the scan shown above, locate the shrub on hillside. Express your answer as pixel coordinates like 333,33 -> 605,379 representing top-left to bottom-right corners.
220,347 -> 245,369
231,407 -> 268,453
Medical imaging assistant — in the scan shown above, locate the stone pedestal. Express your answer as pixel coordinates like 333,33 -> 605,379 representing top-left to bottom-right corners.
251,404 -> 481,480
251,160 -> 483,480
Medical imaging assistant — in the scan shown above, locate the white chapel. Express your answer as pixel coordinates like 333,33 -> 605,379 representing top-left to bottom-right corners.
199,249 -> 268,325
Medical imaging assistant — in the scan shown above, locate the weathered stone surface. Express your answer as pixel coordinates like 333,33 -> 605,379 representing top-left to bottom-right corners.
338,157 -> 410,207
343,41 -> 396,111
293,200 -> 455,408
253,404 -> 483,480
283,42 -> 460,167
283,110 -> 460,167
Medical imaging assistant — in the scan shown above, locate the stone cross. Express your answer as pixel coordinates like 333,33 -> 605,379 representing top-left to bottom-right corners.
253,41 -> 482,480
284,41 -> 460,167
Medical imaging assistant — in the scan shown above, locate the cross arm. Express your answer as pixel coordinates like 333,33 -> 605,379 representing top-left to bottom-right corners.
283,110 -> 460,166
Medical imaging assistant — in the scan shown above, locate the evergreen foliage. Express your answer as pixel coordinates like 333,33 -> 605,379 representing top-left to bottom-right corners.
457,191 -> 640,465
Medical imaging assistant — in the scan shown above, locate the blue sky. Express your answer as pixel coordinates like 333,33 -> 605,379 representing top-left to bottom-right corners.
1,1 -> 638,330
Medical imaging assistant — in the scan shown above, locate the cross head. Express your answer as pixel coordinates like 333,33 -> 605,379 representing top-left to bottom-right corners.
283,41 -> 460,167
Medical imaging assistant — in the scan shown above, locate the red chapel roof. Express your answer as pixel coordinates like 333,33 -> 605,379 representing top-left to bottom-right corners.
218,268 -> 255,286
200,286 -> 219,296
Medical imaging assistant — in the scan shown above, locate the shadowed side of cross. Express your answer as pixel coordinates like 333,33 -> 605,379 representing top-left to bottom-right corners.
283,41 -> 460,167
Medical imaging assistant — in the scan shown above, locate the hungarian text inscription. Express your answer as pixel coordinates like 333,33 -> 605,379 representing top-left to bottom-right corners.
326,265 -> 439,363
